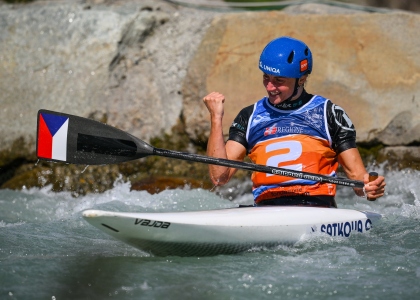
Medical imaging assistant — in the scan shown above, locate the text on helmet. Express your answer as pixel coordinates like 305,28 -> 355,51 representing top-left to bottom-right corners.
260,61 -> 280,74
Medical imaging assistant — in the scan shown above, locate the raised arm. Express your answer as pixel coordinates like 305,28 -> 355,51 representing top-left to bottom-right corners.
203,92 -> 246,186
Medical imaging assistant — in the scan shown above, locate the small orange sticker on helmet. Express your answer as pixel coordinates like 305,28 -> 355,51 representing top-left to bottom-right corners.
300,59 -> 308,72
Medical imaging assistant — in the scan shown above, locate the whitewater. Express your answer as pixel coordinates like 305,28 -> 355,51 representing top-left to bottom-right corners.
1,167 -> 419,299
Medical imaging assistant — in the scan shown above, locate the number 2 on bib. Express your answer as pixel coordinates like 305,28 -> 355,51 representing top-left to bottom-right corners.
266,141 -> 303,177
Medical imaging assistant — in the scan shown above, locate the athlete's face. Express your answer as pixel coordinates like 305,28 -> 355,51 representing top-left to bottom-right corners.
263,73 -> 296,105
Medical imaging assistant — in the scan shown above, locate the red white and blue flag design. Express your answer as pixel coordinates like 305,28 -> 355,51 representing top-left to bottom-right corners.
37,112 -> 69,161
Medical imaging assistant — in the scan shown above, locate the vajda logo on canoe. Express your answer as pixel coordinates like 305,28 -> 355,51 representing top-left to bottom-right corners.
135,218 -> 171,229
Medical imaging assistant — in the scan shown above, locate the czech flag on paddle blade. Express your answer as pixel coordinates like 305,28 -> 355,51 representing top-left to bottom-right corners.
37,112 -> 69,161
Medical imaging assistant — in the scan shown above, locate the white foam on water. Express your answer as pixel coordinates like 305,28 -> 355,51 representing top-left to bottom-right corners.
1,166 -> 420,299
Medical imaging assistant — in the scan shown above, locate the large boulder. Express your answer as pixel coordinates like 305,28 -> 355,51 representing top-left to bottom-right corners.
182,9 -> 420,146
0,0 -> 216,158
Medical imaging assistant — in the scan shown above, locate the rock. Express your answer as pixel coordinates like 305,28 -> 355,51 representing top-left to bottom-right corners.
0,0 -> 217,155
283,3 -> 368,14
104,3 -> 216,142
182,10 -> 420,145
378,146 -> 420,170
1,1 -> 126,150
375,109 -> 420,146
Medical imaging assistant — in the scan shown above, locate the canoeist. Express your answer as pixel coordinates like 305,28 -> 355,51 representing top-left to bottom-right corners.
203,36 -> 386,207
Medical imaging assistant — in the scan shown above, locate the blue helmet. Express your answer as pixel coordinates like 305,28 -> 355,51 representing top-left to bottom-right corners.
259,36 -> 313,78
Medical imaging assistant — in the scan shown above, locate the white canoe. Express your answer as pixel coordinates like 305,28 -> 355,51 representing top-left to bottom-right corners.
82,206 -> 381,257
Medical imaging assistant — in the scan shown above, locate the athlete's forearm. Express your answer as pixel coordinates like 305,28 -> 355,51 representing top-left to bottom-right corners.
206,117 -> 232,185
337,148 -> 369,196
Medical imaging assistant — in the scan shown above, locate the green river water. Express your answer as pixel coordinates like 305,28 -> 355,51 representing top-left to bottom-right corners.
1,167 -> 419,299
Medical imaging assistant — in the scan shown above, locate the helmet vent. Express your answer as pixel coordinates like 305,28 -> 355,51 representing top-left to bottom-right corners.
287,51 -> 294,64
304,48 -> 309,56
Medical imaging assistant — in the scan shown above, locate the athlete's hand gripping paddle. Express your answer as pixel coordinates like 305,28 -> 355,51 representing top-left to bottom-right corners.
366,171 -> 379,201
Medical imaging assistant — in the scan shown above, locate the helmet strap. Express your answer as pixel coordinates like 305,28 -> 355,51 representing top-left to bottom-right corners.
283,78 -> 300,102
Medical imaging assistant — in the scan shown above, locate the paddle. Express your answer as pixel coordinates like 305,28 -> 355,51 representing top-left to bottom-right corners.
36,109 -> 365,188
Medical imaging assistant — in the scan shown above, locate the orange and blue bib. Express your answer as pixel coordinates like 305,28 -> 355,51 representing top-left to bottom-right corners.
246,96 -> 338,203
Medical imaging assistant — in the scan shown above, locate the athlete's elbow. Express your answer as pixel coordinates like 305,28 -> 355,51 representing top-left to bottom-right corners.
210,176 -> 229,186
209,171 -> 231,186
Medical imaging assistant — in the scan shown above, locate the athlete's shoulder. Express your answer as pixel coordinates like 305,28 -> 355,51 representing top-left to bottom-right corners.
229,103 -> 255,150
325,100 -> 355,131
238,103 -> 255,115
231,103 -> 255,128
324,99 -> 357,153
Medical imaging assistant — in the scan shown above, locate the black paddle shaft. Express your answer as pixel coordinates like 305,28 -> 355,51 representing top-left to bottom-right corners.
153,148 -> 364,188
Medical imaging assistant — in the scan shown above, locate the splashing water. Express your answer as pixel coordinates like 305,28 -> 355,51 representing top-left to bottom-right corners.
0,166 -> 419,299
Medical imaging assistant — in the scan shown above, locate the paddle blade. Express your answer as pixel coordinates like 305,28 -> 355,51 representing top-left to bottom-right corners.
36,110 -> 154,165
